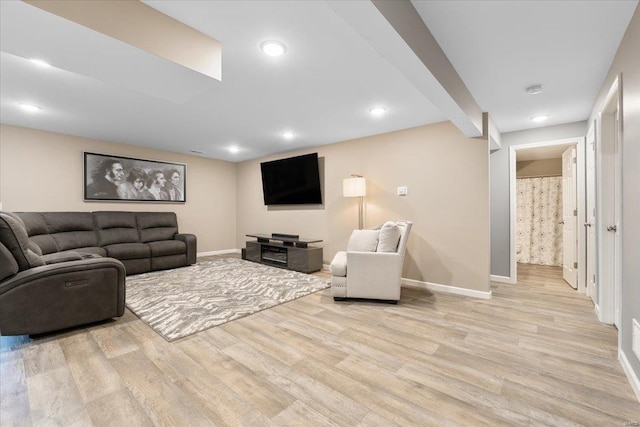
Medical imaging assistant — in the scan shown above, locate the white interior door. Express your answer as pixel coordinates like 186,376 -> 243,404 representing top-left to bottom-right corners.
598,76 -> 621,326
585,123 -> 597,303
562,146 -> 578,289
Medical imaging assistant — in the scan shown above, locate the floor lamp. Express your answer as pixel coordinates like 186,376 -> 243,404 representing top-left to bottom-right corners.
343,175 -> 366,229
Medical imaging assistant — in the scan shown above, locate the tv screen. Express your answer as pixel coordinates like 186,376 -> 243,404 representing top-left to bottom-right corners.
260,153 -> 322,205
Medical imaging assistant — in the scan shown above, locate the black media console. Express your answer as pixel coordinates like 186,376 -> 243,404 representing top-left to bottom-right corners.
242,233 -> 323,273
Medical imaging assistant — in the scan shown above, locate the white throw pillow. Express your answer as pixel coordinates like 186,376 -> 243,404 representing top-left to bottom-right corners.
347,229 -> 379,252
377,221 -> 401,252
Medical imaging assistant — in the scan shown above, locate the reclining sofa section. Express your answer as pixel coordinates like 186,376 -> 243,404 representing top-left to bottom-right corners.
16,211 -> 197,275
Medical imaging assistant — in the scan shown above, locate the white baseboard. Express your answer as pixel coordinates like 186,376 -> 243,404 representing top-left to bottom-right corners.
401,278 -> 492,300
490,274 -> 516,284
620,349 -> 640,402
322,263 -> 331,272
197,249 -> 241,257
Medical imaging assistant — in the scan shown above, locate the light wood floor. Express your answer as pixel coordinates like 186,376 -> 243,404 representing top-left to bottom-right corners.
1,258 -> 639,426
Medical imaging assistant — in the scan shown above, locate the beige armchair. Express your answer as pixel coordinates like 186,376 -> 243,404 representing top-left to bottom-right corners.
330,220 -> 412,303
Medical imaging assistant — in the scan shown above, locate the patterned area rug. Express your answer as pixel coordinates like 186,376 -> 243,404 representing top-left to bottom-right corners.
125,258 -> 329,341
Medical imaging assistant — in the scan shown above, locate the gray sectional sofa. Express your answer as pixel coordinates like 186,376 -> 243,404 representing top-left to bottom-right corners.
16,211 -> 197,275
0,210 -> 196,336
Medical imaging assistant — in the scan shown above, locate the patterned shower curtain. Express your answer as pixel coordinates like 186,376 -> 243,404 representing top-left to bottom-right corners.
516,177 -> 563,266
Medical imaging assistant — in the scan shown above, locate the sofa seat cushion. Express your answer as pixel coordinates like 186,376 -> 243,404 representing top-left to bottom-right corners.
147,240 -> 186,257
104,243 -> 150,260
330,251 -> 347,277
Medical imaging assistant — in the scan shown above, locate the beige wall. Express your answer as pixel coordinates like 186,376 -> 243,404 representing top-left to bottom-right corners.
516,158 -> 562,178
1,121 -> 490,292
237,121 -> 490,292
0,124 -> 237,253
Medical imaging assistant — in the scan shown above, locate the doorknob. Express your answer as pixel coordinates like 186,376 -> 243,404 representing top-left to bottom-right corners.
584,222 -> 592,227
607,225 -> 617,232
559,220 -> 565,225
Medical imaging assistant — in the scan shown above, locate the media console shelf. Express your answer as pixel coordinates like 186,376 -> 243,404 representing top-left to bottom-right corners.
242,233 -> 323,273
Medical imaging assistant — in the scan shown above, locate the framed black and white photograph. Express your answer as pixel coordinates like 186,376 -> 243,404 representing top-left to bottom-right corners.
84,152 -> 186,203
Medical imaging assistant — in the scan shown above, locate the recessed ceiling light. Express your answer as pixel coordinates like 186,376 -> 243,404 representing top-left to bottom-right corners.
282,131 -> 295,140
189,149 -> 204,154
19,103 -> 42,113
261,40 -> 287,56
228,146 -> 240,154
526,84 -> 543,95
369,106 -> 387,116
531,115 -> 549,123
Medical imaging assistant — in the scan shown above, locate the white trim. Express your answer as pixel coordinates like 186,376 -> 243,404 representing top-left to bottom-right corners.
619,350 -> 640,403
402,278 -> 492,300
490,274 -> 516,284
322,263 -> 331,272
597,74 -> 621,325
509,137 -> 586,289
197,249 -> 241,257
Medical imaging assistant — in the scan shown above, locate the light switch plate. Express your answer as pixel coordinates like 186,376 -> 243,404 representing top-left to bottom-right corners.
397,186 -> 408,196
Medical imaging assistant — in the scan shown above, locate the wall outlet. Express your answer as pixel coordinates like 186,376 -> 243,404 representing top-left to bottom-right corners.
634,319 -> 640,361
397,186 -> 408,196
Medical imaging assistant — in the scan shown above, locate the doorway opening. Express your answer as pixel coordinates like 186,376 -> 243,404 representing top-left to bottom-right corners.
509,137 -> 586,291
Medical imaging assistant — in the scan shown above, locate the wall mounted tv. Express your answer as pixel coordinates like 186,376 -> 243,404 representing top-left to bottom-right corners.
260,153 -> 322,205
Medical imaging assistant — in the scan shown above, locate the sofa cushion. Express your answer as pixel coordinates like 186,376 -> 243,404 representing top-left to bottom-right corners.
330,251 -> 347,277
377,221 -> 401,252
104,243 -> 150,260
347,229 -> 379,252
0,212 -> 45,271
16,212 -> 59,254
0,242 -> 19,281
38,212 -> 99,251
28,240 -> 43,256
136,212 -> 178,243
147,240 -> 186,257
137,212 -> 179,243
94,212 -> 139,246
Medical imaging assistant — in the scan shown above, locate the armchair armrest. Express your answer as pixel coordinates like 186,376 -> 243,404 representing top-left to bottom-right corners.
174,233 -> 197,265
346,251 -> 403,300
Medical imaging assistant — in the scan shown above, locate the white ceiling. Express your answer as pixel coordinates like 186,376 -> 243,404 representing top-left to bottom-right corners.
0,0 -> 637,162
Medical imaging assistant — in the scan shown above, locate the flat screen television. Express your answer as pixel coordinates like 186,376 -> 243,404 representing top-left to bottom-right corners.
260,153 -> 322,205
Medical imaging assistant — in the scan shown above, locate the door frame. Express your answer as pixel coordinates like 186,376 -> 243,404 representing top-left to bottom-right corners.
509,137 -> 586,291
597,74 -> 622,326
585,120 -> 597,307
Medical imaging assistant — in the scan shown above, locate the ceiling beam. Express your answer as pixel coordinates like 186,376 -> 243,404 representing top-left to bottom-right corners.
25,0 -> 221,81
328,0 -> 483,137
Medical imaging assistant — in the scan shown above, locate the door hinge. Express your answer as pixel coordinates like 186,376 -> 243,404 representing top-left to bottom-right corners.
573,157 -> 577,164
574,262 -> 578,269
573,209 -> 577,216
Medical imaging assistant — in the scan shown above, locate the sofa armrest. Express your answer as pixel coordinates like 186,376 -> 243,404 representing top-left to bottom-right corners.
41,251 -> 84,265
345,251 -> 403,300
0,257 -> 126,336
174,233 -> 197,265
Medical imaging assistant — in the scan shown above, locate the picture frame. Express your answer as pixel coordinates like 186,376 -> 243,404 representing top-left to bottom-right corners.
84,152 -> 186,203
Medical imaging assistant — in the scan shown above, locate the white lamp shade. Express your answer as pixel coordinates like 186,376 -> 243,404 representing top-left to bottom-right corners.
343,177 -> 366,197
